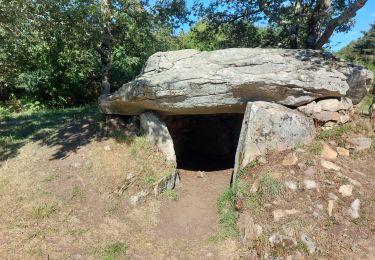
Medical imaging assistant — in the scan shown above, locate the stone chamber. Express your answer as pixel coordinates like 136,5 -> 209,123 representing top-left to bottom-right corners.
164,114 -> 244,171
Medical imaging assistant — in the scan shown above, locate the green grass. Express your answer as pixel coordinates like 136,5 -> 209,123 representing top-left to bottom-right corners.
318,124 -> 353,140
258,174 -> 285,198
100,242 -> 128,260
0,105 -> 100,161
162,189 -> 178,201
308,142 -> 323,155
130,136 -> 148,156
43,174 -> 59,182
209,187 -> 239,243
29,203 -> 57,220
142,165 -> 157,186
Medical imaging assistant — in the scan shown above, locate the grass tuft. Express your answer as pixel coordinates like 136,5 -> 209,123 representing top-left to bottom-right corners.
209,187 -> 239,243
162,189 -> 178,201
101,241 -> 128,260
29,203 -> 57,220
258,174 -> 285,198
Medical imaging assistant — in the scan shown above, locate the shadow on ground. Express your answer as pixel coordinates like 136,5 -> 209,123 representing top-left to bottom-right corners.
0,106 -> 110,162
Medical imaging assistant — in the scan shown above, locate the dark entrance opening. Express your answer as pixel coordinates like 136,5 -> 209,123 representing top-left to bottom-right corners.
165,114 -> 243,171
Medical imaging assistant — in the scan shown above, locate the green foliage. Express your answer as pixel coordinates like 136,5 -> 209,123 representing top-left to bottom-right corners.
181,21 -> 282,51
193,0 -> 367,49
101,242 -> 128,260
308,142 -> 323,155
0,0 -> 186,107
318,124 -> 353,140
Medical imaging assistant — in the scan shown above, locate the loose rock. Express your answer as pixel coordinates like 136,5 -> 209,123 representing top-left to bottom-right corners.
304,167 -> 317,177
337,147 -> 350,157
269,234 -> 296,248
285,181 -> 297,191
282,153 -> 298,166
238,213 -> 259,246
129,190 -> 149,207
300,234 -> 317,254
321,160 -> 341,171
304,179 -> 318,190
328,200 -> 335,217
273,209 -> 300,221
328,192 -> 339,201
250,178 -> 260,194
339,185 -> 353,197
347,136 -> 372,151
320,143 -> 337,161
348,199 -> 361,219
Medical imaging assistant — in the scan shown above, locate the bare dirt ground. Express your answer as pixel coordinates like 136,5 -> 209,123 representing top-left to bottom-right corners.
0,111 -> 238,259
1,109 -> 375,259
156,169 -> 234,258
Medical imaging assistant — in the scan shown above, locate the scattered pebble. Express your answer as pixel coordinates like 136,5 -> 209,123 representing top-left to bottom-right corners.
285,181 -> 297,191
304,179 -> 317,190
328,192 -> 338,201
300,233 -> 317,254
103,145 -> 111,151
273,209 -> 300,221
348,199 -> 361,219
321,160 -> 340,171
304,167 -> 317,177
197,171 -> 205,178
250,178 -> 260,193
328,200 -> 335,217
346,136 -> 372,151
282,153 -> 298,166
129,190 -> 149,207
269,233 -> 296,247
339,184 -> 353,197
337,147 -> 350,157
258,156 -> 267,165
321,142 -> 337,161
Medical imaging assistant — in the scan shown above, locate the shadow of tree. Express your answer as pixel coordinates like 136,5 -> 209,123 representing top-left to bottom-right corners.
0,106 -> 106,162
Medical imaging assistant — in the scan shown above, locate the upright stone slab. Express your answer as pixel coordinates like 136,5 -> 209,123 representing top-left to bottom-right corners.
233,101 -> 316,181
140,112 -> 176,162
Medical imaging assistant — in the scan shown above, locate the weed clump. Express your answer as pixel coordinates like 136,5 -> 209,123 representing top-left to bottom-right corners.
162,189 -> 178,201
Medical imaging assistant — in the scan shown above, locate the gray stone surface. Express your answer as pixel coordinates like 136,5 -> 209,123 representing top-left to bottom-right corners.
139,111 -> 176,162
100,48 -> 373,115
233,101 -> 316,176
298,97 -> 353,123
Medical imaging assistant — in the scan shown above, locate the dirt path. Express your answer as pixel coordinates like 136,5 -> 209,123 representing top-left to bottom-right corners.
158,169 -> 231,240
152,169 -> 236,258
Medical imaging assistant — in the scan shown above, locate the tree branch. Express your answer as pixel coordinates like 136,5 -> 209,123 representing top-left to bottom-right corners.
316,0 -> 368,49
256,0 -> 287,26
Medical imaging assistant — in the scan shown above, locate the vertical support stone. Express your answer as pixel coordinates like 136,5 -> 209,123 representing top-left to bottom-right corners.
140,111 -> 176,162
233,101 -> 316,185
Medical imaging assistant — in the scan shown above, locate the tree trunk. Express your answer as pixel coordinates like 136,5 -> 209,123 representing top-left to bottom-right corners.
100,0 -> 112,96
371,87 -> 375,130
315,0 -> 368,49
305,0 -> 330,49
306,0 -> 368,49
289,0 -> 302,49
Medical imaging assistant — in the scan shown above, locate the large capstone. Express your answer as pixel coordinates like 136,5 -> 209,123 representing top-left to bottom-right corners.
100,48 -> 373,115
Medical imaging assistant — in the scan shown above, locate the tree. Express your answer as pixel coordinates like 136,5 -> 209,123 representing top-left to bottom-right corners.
194,0 -> 369,49
100,0 -> 112,96
0,0 -> 188,106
